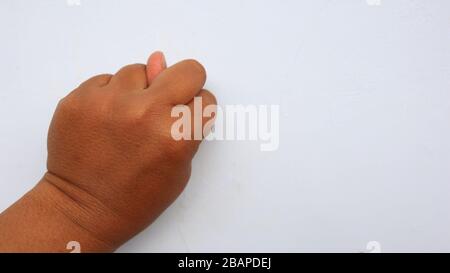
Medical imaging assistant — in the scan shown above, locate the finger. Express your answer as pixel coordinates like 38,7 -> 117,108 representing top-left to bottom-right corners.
79,74 -> 112,88
186,89 -> 217,142
146,51 -> 167,85
146,59 -> 206,104
110,63 -> 148,90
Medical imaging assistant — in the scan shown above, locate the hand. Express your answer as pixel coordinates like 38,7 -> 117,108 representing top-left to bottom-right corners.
0,52 -> 217,252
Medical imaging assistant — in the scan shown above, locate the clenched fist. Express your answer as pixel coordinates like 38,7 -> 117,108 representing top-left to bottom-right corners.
0,52 -> 217,252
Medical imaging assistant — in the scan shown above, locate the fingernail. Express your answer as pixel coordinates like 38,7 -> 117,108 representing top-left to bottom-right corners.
159,51 -> 166,69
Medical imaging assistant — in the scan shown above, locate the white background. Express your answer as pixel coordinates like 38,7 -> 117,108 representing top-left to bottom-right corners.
1,0 -> 450,252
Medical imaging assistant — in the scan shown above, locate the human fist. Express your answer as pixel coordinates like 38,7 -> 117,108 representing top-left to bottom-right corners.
43,52 -> 216,250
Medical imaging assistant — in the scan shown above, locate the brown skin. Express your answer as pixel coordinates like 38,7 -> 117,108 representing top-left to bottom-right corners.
0,52 -> 217,252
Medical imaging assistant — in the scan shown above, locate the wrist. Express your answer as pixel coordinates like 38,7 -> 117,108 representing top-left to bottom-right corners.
0,173 -> 120,252
39,172 -> 133,251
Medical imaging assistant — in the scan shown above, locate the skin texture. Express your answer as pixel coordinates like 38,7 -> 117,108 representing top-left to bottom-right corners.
0,51 -> 217,252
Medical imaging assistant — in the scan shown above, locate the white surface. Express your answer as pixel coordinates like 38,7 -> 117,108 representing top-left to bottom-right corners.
1,0 -> 450,252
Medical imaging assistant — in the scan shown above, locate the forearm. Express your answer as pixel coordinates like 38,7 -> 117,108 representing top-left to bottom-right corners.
0,174 -> 113,252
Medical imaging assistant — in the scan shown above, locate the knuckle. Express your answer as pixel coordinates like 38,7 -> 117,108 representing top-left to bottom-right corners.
119,108 -> 148,130
157,127 -> 194,162
57,93 -> 79,113
76,74 -> 112,89
165,140 -> 193,162
184,59 -> 206,81
201,89 -> 217,105
119,63 -> 146,74
111,99 -> 153,132
60,89 -> 116,122
83,73 -> 112,86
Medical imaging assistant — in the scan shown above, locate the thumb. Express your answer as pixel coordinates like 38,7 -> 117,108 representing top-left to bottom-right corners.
146,51 -> 167,85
